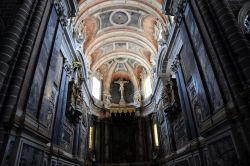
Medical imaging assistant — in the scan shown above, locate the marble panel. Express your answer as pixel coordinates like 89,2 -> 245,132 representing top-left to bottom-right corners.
127,11 -> 141,28
100,43 -> 114,55
115,42 -> 127,49
19,144 -> 44,166
39,26 -> 63,128
180,23 -> 211,121
173,116 -> 188,149
209,136 -> 239,166
61,121 -> 74,153
27,8 -> 58,117
99,12 -> 112,29
184,5 -> 224,112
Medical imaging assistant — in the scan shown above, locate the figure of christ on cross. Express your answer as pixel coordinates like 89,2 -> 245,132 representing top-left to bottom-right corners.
115,78 -> 129,104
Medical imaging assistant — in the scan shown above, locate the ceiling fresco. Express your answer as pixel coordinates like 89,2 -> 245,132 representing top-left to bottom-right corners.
74,0 -> 168,107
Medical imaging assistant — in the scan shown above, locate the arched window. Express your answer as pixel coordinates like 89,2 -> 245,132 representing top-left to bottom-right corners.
92,76 -> 101,100
144,76 -> 152,98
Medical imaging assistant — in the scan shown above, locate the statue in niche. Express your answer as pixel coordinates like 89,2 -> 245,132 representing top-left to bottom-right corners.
134,91 -> 141,106
104,93 -> 112,108
66,61 -> 83,122
158,30 -> 169,46
154,18 -> 162,40
154,18 -> 169,46
115,78 -> 128,105
73,24 -> 87,50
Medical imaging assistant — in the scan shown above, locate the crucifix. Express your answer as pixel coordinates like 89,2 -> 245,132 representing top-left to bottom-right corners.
115,78 -> 128,105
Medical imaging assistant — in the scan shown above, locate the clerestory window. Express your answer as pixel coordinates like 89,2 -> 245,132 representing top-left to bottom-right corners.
92,76 -> 101,100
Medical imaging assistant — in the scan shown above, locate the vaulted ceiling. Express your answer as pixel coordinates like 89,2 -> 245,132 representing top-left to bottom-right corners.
75,0 -> 168,97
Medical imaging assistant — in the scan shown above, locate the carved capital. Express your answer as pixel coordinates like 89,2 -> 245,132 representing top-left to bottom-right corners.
72,61 -> 82,70
171,58 -> 180,72
64,62 -> 72,76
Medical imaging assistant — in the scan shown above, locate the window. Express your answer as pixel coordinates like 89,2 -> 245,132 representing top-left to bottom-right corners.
88,126 -> 94,149
144,76 -> 152,98
153,123 -> 159,147
92,77 -> 101,100
169,16 -> 174,25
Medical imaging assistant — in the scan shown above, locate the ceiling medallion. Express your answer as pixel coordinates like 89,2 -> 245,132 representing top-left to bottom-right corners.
110,10 -> 131,26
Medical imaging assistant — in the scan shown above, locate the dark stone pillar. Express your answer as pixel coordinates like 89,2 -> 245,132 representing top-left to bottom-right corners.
73,123 -> 80,156
53,69 -> 70,145
136,117 -> 144,161
0,0 -> 37,94
104,119 -> 109,163
146,117 -> 153,161
95,119 -> 100,162
0,0 -> 49,119
166,118 -> 176,152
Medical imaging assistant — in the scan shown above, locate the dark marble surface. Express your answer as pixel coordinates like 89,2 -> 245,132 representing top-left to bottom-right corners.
180,21 -> 211,123
19,144 -> 43,166
39,28 -> 63,126
209,136 -> 239,166
26,8 -> 58,117
184,5 -> 224,112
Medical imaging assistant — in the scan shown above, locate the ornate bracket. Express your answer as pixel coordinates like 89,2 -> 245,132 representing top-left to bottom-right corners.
174,0 -> 187,26
54,0 -> 68,27
171,58 -> 180,73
